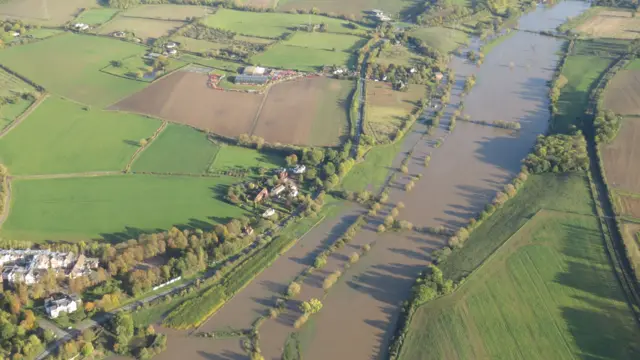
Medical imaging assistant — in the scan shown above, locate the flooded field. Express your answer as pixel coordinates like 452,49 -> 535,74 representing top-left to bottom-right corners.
137,2 -> 590,359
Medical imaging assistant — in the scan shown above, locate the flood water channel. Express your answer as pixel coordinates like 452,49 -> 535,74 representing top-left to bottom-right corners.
111,2 -> 591,359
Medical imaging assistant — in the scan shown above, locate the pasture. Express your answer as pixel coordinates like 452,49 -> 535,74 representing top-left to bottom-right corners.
0,0 -> 97,25
0,68 -> 36,129
0,174 -> 247,242
253,77 -> 353,146
603,64 -> 640,115
109,70 -> 261,138
0,96 -> 160,175
98,16 -> 185,42
284,31 -> 367,51
409,26 -> 469,54
602,116 -> 640,195
400,174 -> 640,360
178,54 -> 242,71
376,44 -> 422,67
203,9 -> 366,38
76,7 -> 119,25
252,44 -> 354,71
171,35 -> 226,52
0,34 -> 147,107
101,55 -> 187,82
364,81 -> 424,142
617,193 -> 640,219
132,124 -> 220,174
208,145 -> 282,172
123,4 -> 213,20
277,0 -> 420,19
575,8 -> 640,39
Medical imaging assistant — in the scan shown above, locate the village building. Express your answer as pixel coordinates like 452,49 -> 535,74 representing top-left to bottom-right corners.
243,66 -> 266,76
271,184 -> 286,197
73,23 -> 89,31
262,208 -> 276,218
0,250 -> 97,286
234,74 -> 269,85
45,294 -> 81,319
292,164 -> 306,174
112,31 -> 126,38
165,42 -> 177,49
254,188 -> 269,203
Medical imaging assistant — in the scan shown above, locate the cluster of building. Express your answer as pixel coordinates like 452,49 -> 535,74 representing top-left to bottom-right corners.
0,250 -> 98,286
371,9 -> 391,22
73,23 -> 90,31
256,165 -> 307,219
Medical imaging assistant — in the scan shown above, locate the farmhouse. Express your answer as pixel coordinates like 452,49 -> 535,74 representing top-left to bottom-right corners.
254,188 -> 269,203
262,208 -> 275,218
73,23 -> 89,31
234,74 -> 269,85
166,42 -> 178,49
113,31 -> 126,38
292,164 -> 306,174
45,293 -> 81,319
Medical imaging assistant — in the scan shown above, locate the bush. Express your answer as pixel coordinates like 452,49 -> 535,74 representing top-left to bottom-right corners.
287,282 -> 301,297
377,224 -> 386,233
349,252 -> 360,264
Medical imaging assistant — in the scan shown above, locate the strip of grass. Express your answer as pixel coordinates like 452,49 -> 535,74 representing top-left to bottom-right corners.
0,33 -> 147,107
340,140 -> 403,193
1,174 -> 247,242
284,32 -> 367,52
76,8 -> 119,25
0,96 -> 160,175
208,145 -> 282,172
480,29 -> 516,54
132,124 -> 220,174
399,173 -> 640,359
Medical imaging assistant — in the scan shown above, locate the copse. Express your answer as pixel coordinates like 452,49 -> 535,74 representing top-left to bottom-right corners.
524,133 -> 588,173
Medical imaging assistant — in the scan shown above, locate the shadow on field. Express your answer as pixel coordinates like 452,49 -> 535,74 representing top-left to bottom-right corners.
197,349 -> 247,360
99,226 -> 163,243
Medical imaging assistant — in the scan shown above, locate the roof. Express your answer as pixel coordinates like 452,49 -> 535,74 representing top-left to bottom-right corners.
243,66 -> 266,75
234,74 -> 269,84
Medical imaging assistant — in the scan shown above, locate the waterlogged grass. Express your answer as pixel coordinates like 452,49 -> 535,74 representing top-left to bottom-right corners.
132,124 -> 220,174
400,173 -> 640,360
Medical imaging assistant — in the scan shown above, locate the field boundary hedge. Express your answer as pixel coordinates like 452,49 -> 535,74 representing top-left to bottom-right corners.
0,93 -> 49,139
125,121 -> 168,172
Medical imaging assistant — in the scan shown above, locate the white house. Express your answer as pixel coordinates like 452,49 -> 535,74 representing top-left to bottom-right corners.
165,42 -> 177,49
45,294 -> 81,319
73,23 -> 89,31
262,208 -> 276,218
292,165 -> 306,174
288,185 -> 299,198
10,32 -> 20,37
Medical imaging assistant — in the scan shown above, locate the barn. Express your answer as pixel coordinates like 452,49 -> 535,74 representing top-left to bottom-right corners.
234,74 -> 269,85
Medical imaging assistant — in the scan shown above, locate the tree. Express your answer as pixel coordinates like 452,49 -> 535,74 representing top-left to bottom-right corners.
139,138 -> 148,147
113,312 -> 134,342
81,342 -> 94,356
300,298 -> 323,314
285,154 -> 298,167
287,282 -> 301,297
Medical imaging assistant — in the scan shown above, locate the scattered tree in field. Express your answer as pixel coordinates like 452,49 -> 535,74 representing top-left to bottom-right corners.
300,298 -> 323,314
349,252 -> 360,264
139,138 -> 148,147
287,282 -> 301,297
377,224 -> 386,233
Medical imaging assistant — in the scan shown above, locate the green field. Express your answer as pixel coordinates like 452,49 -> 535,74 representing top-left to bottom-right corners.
0,34 -> 147,107
208,145 -> 282,172
400,174 -> 640,360
132,124 -> 220,174
1,174 -> 247,242
340,140 -> 403,193
377,44 -> 422,67
0,68 -> 37,130
253,44 -> 354,71
76,8 -> 119,25
0,97 -> 160,175
178,54 -> 242,72
284,32 -> 367,51
409,27 -> 469,54
171,35 -> 227,52
203,9 -> 366,38
277,0 -> 419,19
101,55 -> 187,82
26,28 -> 63,39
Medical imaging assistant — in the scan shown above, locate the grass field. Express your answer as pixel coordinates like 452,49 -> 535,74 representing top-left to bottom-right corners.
277,0 -> 420,19
365,81 -> 423,142
0,68 -> 37,130
123,4 -> 213,20
376,44 -> 422,67
76,8 -> 119,25
340,140 -> 403,192
0,174 -> 247,242
284,32 -> 367,52
0,0 -> 97,26
400,174 -> 640,360
0,97 -> 160,175
26,28 -> 63,39
574,8 -> 640,39
253,44 -> 354,71
101,55 -> 187,82
178,54 -> 242,72
132,124 -> 220,174
208,146 -> 282,172
171,35 -> 227,52
409,27 -> 469,54
98,16 -> 185,42
203,8 -> 366,39
0,34 -> 147,107
603,60 -> 640,115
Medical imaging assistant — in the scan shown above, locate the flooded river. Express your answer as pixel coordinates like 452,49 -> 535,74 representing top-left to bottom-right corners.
115,2 -> 591,360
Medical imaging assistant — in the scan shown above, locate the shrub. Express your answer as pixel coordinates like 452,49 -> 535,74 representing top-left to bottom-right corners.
384,216 -> 395,227
287,282 -> 301,297
401,165 -> 409,174
314,255 -> 327,269
294,313 -> 309,329
405,181 -> 415,191
300,298 -> 322,314
391,208 -> 400,217
362,244 -> 371,252
377,224 -> 386,233
396,201 -> 405,209
349,252 -> 360,264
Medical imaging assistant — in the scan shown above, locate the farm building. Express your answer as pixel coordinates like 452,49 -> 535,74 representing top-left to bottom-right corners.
243,66 -> 266,75
234,74 -> 269,85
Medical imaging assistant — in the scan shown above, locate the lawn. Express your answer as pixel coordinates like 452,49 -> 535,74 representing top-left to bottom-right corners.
284,32 -> 367,52
132,124 -> 221,174
309,78 -> 354,146
178,54 -> 242,72
340,140 -> 403,192
171,35 -> 227,52
1,174 -> 247,242
399,174 -> 640,360
0,34 -> 147,107
409,27 -> 469,54
208,145 -> 282,172
101,55 -> 187,82
76,8 -> 119,25
203,8 -> 366,38
252,44 -> 354,71
123,4 -> 214,20
0,97 -> 161,175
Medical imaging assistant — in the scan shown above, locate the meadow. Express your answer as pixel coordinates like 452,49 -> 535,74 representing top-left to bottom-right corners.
376,44 -> 422,67
400,174 -> 640,360
365,81 -> 424,142
0,174 -> 247,242
101,55 -> 187,82
76,8 -> 119,25
171,35 -> 226,53
0,34 -> 147,107
203,8 -> 366,38
0,68 -> 36,130
284,32 -> 367,52
252,44 -> 353,71
0,97 -> 161,175
0,0 -> 97,25
603,60 -> 640,115
98,16 -> 185,42
132,124 -> 220,174
277,0 -> 420,19
340,139 -> 403,192
123,4 -> 213,20
208,145 -> 282,172
409,26 -> 469,54
574,8 -> 640,39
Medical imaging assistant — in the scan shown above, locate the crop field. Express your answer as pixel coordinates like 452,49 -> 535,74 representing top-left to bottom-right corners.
0,174 -> 247,242
132,124 -> 220,174
376,44 -> 422,67
0,34 -> 147,107
277,0 -> 420,19
603,67 -> 640,115
101,55 -> 187,82
252,44 -> 354,71
252,77 -> 353,146
602,116 -> 640,194
0,97 -> 161,175
409,26 -> 469,54
171,35 -> 226,52
284,32 -> 367,51
0,0 -> 97,25
123,4 -> 213,20
203,8 -> 366,38
76,8 -> 119,25
399,174 -> 640,360
98,16 -> 185,42
575,8 -> 640,39
110,70 -> 262,138
364,81 -> 423,142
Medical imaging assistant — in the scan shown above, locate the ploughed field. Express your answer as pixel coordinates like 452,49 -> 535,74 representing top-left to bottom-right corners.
110,71 -> 352,146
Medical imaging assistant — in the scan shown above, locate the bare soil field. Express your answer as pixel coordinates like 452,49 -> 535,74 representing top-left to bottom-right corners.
575,9 -> 640,39
252,77 -> 351,146
0,0 -> 96,25
98,16 -> 185,42
123,4 -> 213,20
618,193 -> 640,219
603,70 -> 640,115
109,71 -> 261,138
602,117 -> 640,194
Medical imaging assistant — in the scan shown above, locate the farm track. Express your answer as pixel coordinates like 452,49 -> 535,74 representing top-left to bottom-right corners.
0,93 -> 48,138
124,120 -> 168,172
248,85 -> 271,137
